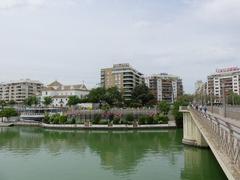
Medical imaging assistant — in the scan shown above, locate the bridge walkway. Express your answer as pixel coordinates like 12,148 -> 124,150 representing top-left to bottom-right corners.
182,107 -> 240,180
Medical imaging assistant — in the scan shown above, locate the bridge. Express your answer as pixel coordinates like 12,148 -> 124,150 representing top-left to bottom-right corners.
180,107 -> 240,180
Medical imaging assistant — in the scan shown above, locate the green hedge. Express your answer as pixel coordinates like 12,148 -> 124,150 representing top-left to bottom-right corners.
44,113 -> 169,125
44,114 -> 68,124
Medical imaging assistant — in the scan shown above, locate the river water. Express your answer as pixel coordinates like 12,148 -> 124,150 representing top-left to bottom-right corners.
0,127 -> 227,180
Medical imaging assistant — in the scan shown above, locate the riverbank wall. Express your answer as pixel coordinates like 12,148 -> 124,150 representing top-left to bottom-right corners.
10,121 -> 177,130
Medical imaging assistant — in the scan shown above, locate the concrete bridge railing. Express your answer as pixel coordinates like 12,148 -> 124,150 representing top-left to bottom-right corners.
197,110 -> 240,170
180,106 -> 240,180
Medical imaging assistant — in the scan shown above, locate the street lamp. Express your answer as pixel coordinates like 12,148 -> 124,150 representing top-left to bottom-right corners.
210,90 -> 213,114
222,83 -> 227,118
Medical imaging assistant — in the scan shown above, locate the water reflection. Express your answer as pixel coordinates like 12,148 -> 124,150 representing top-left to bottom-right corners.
181,147 -> 226,180
0,127 -> 226,180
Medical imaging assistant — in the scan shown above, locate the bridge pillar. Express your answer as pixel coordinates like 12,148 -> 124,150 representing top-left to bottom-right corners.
182,111 -> 208,148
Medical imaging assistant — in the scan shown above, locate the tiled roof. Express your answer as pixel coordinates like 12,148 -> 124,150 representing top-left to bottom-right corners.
52,95 -> 69,98
42,86 -> 55,91
44,81 -> 88,91
48,81 -> 62,87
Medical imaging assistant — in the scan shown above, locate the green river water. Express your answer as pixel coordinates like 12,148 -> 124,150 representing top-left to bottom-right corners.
0,127 -> 227,180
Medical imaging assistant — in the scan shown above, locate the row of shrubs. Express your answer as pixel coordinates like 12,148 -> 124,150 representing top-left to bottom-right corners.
43,113 -> 74,124
91,113 -> 169,124
43,113 -> 169,125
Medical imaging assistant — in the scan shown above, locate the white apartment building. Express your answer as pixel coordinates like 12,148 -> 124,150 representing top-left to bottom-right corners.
41,81 -> 89,107
207,67 -> 240,103
0,79 -> 43,104
145,73 -> 183,103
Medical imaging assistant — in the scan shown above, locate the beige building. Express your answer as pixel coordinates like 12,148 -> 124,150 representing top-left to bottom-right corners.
0,79 -> 43,104
101,63 -> 144,100
207,67 -> 240,103
145,73 -> 183,103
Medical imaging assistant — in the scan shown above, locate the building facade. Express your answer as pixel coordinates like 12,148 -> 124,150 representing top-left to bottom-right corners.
195,80 -> 205,94
145,73 -> 183,103
101,63 -> 144,100
41,81 -> 89,107
207,67 -> 240,103
194,80 -> 208,104
0,79 -> 43,104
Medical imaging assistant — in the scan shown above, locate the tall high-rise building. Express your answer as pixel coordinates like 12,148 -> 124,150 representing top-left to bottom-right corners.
101,63 -> 144,100
207,67 -> 240,103
145,73 -> 183,103
195,80 -> 204,93
0,79 -> 43,104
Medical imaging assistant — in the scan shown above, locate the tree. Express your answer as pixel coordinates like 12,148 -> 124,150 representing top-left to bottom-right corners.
24,96 -> 39,107
43,96 -> 53,107
228,92 -> 240,105
67,96 -> 80,106
87,87 -> 123,107
173,94 -> 193,127
177,94 -> 194,104
104,87 -> 123,106
87,87 -> 106,103
173,101 -> 184,128
131,84 -> 155,106
0,100 -> 7,110
0,100 -> 7,122
0,108 -> 18,121
158,101 -> 170,115
8,100 -> 16,105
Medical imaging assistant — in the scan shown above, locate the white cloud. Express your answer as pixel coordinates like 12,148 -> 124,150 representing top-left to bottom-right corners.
191,0 -> 240,24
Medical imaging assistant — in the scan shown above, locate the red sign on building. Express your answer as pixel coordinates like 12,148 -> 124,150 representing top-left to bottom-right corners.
216,67 -> 240,73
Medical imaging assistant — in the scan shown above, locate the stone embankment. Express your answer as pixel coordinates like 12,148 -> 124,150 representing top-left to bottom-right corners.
9,121 -> 176,130
0,123 -> 14,127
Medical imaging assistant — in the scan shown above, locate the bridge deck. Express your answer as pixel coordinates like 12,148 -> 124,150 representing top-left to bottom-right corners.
186,108 -> 240,180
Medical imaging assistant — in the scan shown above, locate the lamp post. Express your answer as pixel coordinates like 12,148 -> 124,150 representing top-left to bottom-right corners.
210,90 -> 213,114
222,84 -> 227,118
232,92 -> 235,106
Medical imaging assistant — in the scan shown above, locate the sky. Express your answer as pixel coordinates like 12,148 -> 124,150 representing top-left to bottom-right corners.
0,0 -> 240,93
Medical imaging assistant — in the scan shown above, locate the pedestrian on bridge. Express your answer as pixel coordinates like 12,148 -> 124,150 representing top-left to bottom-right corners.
196,105 -> 198,111
203,105 -> 207,113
